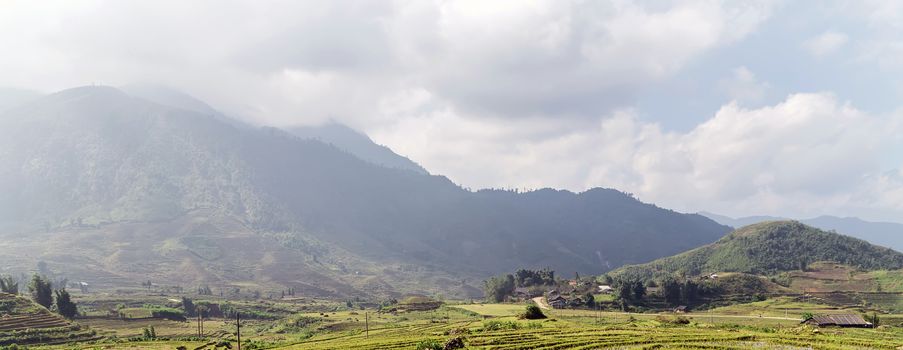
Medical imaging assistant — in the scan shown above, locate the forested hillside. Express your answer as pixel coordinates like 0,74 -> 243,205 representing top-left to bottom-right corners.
0,86 -> 730,297
612,221 -> 903,282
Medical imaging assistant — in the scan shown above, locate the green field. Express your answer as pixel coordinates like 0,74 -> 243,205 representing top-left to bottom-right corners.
451,303 -> 527,317
280,321 -> 903,350
12,298 -> 903,349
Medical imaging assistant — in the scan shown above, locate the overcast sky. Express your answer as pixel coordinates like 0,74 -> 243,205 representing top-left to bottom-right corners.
2,0 -> 902,222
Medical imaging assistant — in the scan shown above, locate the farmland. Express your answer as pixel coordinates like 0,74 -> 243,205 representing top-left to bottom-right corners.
18,299 -> 902,350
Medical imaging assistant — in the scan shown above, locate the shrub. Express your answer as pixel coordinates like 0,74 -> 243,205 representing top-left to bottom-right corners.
415,339 -> 442,350
443,337 -> 465,350
520,305 -> 546,320
481,320 -> 520,331
656,315 -> 690,325
150,308 -> 186,321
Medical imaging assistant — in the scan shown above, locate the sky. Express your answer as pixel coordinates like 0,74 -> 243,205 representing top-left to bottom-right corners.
1,0 -> 902,222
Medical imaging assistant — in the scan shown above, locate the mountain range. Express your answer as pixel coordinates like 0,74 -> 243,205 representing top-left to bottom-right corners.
700,212 -> 903,252
0,85 -> 731,298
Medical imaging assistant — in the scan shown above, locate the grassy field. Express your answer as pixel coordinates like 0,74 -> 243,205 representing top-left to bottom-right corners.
16,300 -> 903,349
281,321 -> 903,350
451,303 -> 527,317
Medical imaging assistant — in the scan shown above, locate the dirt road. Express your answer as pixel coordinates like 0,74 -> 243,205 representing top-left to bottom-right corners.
532,297 -> 550,310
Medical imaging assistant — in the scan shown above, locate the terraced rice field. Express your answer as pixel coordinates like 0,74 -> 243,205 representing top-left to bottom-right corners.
0,313 -> 70,331
0,293 -> 98,346
285,319 -> 903,349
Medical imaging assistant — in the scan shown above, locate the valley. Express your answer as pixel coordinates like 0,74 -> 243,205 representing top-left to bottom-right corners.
0,90 -> 901,350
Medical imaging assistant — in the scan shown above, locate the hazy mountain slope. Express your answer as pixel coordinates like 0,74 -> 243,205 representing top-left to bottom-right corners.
0,86 -> 730,296
123,84 -> 427,174
120,83 -> 251,129
700,212 -> 903,251
121,84 -> 220,115
0,88 -> 41,113
612,221 -> 903,282
802,216 -> 903,252
287,123 -> 428,174
698,212 -> 787,228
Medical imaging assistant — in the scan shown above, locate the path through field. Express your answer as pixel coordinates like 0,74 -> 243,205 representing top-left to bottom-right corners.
532,296 -> 550,310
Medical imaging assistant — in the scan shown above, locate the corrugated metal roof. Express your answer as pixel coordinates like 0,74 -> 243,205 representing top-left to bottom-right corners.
809,314 -> 871,326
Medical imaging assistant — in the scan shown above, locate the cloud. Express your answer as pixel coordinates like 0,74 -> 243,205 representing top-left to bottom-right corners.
373,93 -> 903,221
718,66 -> 769,104
803,31 -> 849,57
0,0 -> 773,125
1,1 -> 900,221
419,1 -> 773,118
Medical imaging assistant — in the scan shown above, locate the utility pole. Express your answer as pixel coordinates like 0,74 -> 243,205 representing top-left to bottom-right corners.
236,313 -> 241,350
365,312 -> 369,338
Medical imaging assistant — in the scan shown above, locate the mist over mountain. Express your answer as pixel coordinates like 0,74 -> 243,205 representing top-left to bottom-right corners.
0,86 -> 730,297
287,123 -> 428,174
0,88 -> 41,113
700,212 -> 903,252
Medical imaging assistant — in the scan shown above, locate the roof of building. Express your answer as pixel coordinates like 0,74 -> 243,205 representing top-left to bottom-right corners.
805,314 -> 872,327
548,295 -> 567,302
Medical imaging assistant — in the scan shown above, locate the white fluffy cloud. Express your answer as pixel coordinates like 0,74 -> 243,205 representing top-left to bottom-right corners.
0,0 -> 773,125
1,0 -> 902,221
373,93 -> 903,221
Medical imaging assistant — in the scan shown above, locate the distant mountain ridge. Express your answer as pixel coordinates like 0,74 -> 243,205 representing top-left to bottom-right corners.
0,88 -> 41,113
700,212 -> 903,252
0,86 -> 731,298
287,123 -> 428,174
612,221 -> 903,282
122,84 -> 428,174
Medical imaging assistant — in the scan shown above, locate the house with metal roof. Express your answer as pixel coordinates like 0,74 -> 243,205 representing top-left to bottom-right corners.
803,314 -> 873,328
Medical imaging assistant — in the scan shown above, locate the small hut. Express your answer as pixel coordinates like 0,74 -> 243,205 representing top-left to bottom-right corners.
803,314 -> 873,328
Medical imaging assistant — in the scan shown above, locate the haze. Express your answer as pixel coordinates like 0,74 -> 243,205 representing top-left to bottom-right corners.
2,0 -> 901,222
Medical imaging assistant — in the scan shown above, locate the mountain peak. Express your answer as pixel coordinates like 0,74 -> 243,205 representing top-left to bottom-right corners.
726,220 -> 804,238
49,85 -> 128,100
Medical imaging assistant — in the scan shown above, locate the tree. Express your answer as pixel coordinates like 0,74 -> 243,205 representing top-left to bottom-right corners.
631,280 -> 647,300
598,274 -> 613,285
54,289 -> 78,318
514,269 -> 555,287
614,277 -> 646,304
661,278 -> 681,305
680,280 -> 698,304
483,274 -> 515,302
28,275 -> 53,309
142,325 -> 157,339
867,312 -> 880,327
584,293 -> 596,308
615,280 -> 634,302
182,297 -> 196,317
0,275 -> 18,294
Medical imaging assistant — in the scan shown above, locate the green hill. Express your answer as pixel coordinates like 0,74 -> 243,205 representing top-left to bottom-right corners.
612,221 -> 903,282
